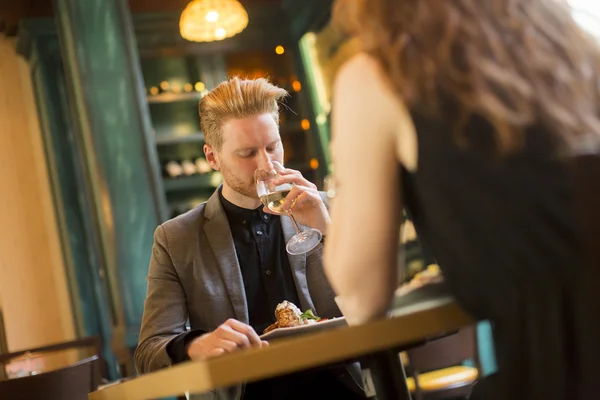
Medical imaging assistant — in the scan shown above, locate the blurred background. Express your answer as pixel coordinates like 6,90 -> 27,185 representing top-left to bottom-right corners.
0,0 -> 598,385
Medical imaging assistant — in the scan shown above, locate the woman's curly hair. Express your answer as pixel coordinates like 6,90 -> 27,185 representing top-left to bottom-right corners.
334,0 -> 600,152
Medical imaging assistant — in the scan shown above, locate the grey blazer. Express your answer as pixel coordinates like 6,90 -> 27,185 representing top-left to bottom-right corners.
134,189 -> 362,399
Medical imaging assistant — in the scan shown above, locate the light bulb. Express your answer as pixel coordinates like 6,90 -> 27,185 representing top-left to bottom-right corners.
206,11 -> 219,22
215,28 -> 227,38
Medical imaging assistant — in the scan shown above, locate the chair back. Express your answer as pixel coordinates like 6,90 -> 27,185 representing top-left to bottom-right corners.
0,355 -> 100,400
0,336 -> 104,380
406,325 -> 478,373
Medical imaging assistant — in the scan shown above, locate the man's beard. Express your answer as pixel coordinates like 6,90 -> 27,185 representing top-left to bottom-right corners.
219,164 -> 258,199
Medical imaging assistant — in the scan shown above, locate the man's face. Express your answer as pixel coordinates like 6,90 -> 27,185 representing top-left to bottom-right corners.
204,112 -> 284,199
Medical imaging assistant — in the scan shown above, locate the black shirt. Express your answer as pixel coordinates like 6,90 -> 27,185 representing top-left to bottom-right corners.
218,189 -> 301,335
166,189 -> 363,399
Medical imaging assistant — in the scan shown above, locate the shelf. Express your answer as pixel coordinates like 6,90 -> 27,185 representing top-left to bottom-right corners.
163,173 -> 223,193
154,126 -> 303,146
152,124 -> 302,147
155,132 -> 204,145
147,92 -> 203,104
147,85 -> 297,105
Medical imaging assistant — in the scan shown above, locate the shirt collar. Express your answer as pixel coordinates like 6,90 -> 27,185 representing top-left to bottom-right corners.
218,186 -> 270,224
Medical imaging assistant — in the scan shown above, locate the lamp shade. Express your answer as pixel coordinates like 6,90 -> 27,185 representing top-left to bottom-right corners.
179,0 -> 249,43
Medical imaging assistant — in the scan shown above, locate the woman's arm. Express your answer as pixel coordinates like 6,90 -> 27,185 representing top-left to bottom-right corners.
324,53 -> 414,324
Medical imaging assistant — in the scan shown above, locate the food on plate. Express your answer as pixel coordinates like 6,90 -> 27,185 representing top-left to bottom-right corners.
275,300 -> 304,328
263,300 -> 328,334
412,263 -> 442,285
397,264 -> 443,295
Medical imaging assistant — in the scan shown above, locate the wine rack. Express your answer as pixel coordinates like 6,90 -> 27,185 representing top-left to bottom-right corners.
140,46 -> 324,220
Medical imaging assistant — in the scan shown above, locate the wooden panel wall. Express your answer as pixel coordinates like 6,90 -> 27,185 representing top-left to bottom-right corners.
0,34 -> 76,358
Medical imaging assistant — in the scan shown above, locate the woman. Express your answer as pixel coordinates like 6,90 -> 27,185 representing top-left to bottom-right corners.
323,1 -> 600,399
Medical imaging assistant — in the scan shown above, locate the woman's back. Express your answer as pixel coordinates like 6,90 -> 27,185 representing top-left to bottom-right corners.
401,108 -> 600,399
402,110 -> 579,319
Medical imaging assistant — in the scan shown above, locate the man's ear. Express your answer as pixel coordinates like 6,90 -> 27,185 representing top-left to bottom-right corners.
203,144 -> 220,171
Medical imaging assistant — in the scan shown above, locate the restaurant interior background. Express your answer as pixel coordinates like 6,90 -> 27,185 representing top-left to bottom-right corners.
1,0 -> 598,386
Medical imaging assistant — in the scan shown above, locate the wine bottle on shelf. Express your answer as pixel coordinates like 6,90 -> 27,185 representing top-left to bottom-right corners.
181,160 -> 197,176
171,83 -> 182,94
159,80 -> 170,94
194,158 -> 212,174
165,161 -> 183,178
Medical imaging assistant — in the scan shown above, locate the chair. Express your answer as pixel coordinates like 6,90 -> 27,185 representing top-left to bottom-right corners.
404,325 -> 480,400
0,355 -> 100,400
0,336 -> 105,381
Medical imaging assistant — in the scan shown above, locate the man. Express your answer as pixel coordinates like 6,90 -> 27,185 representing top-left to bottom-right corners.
134,77 -> 364,400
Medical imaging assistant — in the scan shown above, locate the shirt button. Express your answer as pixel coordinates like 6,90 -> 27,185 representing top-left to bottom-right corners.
263,215 -> 268,220
242,220 -> 247,224
265,270 -> 272,276
256,230 -> 263,235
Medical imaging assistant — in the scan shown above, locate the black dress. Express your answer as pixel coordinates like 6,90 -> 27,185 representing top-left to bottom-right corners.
401,108 -> 600,400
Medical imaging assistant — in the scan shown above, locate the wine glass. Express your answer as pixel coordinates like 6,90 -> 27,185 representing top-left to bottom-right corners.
255,161 -> 322,255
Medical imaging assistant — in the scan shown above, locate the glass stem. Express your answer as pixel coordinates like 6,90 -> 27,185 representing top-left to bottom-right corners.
287,211 -> 303,234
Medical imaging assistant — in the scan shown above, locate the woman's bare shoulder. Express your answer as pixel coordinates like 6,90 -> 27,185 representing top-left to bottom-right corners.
335,52 -> 387,89
335,52 -> 418,171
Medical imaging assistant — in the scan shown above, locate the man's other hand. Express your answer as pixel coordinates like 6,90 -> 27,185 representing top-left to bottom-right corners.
187,319 -> 269,361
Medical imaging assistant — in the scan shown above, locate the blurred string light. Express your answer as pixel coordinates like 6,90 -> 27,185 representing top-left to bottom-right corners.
292,80 -> 302,92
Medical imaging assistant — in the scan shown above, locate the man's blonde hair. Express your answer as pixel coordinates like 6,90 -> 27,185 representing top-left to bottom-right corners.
199,77 -> 289,150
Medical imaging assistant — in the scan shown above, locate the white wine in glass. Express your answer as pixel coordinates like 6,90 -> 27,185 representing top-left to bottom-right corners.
260,189 -> 296,214
255,161 -> 322,255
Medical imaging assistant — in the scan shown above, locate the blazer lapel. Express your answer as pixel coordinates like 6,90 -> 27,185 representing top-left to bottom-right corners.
203,190 -> 249,324
280,216 -> 316,313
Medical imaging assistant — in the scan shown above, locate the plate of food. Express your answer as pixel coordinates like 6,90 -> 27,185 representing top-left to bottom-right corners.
396,264 -> 444,297
259,300 -> 347,341
392,264 -> 451,310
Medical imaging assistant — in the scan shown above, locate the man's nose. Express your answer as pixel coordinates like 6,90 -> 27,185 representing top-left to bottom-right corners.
257,151 -> 274,172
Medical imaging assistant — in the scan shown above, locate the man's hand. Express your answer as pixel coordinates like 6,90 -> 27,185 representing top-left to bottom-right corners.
264,167 -> 330,234
187,319 -> 268,361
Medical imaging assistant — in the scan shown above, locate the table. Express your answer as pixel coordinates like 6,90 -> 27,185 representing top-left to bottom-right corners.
89,295 -> 474,400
